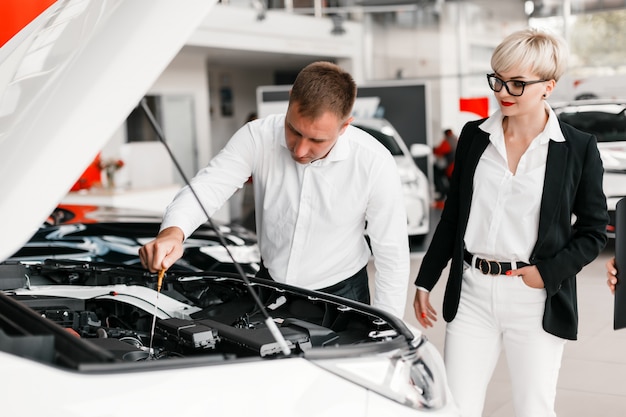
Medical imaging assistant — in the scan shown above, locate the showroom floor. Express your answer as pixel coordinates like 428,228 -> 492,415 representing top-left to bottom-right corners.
373,210 -> 626,416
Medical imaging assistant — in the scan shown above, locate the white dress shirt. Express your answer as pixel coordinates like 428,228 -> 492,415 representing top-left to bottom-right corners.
161,114 -> 410,317
464,104 -> 566,262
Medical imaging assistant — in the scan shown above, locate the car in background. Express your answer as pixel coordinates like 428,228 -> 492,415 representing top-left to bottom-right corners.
9,204 -> 260,274
352,118 -> 431,242
550,74 -> 626,102
0,2 -> 458,416
553,99 -> 626,237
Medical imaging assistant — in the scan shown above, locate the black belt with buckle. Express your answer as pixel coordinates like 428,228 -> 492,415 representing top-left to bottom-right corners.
463,250 -> 529,275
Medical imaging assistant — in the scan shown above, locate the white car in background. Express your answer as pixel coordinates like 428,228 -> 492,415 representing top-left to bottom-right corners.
553,99 -> 626,238
0,2 -> 459,416
352,118 -> 431,243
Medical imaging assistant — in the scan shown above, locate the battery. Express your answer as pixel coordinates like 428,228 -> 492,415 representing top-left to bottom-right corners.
158,318 -> 219,350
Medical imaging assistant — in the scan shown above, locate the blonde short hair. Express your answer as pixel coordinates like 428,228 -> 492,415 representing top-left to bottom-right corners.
491,28 -> 569,82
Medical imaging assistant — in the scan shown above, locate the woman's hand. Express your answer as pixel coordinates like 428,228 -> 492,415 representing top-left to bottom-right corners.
413,289 -> 437,328
508,264 -> 544,289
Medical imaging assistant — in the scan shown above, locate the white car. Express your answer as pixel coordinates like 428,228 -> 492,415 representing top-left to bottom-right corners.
553,99 -> 626,238
352,118 -> 431,242
0,1 -> 459,416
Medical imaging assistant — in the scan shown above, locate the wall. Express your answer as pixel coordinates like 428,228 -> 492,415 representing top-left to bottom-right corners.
365,2 -> 528,141
208,67 -> 274,155
207,66 -> 275,222
191,5 -> 365,80
103,50 -> 212,189
149,50 -> 212,169
99,49 -> 232,220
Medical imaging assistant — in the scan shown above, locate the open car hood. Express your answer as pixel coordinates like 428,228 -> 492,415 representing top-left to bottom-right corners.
0,0 -> 215,262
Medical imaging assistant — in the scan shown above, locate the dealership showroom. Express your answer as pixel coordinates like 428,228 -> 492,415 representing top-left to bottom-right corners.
2,0 -> 626,416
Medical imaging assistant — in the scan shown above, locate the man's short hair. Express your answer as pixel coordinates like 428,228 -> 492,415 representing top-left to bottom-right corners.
289,61 -> 357,120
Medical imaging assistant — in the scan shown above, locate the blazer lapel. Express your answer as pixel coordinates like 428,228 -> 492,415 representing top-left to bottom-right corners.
535,139 -> 569,251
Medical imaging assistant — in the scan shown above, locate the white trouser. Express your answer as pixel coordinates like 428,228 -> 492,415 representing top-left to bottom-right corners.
444,261 -> 566,417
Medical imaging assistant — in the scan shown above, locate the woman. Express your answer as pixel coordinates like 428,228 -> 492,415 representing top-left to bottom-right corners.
413,28 -> 608,417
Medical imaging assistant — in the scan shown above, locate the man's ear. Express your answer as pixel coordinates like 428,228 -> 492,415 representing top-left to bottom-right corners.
339,116 -> 354,135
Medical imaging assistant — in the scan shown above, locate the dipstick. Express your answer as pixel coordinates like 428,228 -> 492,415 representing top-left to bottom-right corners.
157,268 -> 165,292
148,268 -> 166,358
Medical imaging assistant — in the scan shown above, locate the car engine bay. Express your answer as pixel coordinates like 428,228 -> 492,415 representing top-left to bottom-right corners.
0,260 -> 412,369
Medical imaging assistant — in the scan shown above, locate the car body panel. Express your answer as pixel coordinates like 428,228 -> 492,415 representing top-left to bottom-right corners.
0,0 -> 215,261
352,118 -> 431,239
0,347 -> 455,417
0,262 -> 459,415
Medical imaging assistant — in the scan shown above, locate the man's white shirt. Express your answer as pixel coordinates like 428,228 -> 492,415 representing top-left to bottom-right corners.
161,114 -> 410,317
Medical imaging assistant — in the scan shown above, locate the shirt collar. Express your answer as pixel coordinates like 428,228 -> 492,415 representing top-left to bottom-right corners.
323,131 -> 350,162
545,105 -> 566,143
479,102 -> 566,144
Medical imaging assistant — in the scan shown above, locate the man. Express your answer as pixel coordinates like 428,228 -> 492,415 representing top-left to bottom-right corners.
139,61 -> 410,317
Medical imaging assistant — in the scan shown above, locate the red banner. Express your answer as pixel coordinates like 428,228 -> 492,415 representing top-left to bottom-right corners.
0,0 -> 56,47
459,97 -> 489,118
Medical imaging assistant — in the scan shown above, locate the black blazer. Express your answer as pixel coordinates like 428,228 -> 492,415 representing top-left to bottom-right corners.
415,118 -> 609,340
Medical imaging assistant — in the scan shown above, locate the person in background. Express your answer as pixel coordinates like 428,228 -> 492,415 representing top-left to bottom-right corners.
413,28 -> 608,417
432,128 -> 457,208
139,61 -> 410,318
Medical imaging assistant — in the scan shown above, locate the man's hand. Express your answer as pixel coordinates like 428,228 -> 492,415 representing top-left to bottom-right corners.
413,288 -> 437,328
607,257 -> 618,295
138,226 -> 185,273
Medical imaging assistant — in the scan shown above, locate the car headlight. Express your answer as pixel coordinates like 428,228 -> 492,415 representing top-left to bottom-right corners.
401,171 -> 425,193
310,336 -> 449,410
401,170 -> 419,184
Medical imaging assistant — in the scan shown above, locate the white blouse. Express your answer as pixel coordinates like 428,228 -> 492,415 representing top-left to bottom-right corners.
464,104 -> 566,262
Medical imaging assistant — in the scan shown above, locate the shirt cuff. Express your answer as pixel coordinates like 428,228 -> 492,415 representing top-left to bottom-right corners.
416,286 -> 430,293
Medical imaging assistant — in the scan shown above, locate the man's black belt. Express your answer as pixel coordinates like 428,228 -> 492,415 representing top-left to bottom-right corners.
464,250 -> 529,275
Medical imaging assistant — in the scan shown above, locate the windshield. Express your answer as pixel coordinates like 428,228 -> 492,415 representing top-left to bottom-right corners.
557,105 -> 626,143
353,124 -> 404,156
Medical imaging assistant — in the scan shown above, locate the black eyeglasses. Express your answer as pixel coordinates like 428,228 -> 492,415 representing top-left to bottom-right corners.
486,73 -> 547,97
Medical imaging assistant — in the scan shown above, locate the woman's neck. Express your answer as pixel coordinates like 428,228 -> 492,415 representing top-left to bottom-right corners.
502,106 -> 549,145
